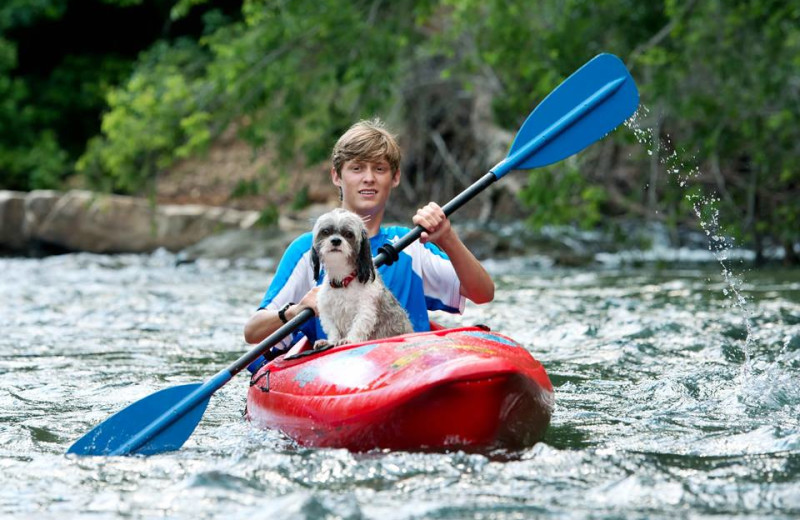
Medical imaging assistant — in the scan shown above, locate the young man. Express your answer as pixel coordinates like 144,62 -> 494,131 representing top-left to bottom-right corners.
243,119 -> 494,357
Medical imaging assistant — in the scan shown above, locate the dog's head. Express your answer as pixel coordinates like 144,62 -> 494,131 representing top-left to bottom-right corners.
311,208 -> 375,284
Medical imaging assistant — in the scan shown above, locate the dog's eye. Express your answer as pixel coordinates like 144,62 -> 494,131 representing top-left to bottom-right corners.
320,227 -> 332,236
342,230 -> 354,239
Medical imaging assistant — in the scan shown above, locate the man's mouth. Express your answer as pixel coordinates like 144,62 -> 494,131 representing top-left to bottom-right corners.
359,189 -> 377,197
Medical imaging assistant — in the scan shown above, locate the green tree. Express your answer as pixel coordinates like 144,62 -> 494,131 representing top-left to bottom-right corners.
444,0 -> 799,259
78,0 -> 437,194
640,0 -> 800,260
4,0 -> 798,261
0,0 -> 70,190
441,0 -> 669,230
0,0 -> 232,191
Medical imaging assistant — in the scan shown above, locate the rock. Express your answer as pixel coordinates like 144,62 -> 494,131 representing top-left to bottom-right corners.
31,190 -> 260,254
155,204 -> 260,251
178,203 -> 338,261
179,227 -> 297,262
36,190 -> 154,252
23,190 -> 61,238
0,191 -> 26,251
458,227 -> 504,260
277,202 -> 337,234
457,224 -> 531,260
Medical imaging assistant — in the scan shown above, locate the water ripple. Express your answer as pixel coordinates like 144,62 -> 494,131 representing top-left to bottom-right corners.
1,255 -> 798,518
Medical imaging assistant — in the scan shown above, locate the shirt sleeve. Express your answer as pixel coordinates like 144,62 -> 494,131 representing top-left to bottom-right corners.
415,241 -> 466,314
259,232 -> 315,311
257,233 -> 317,349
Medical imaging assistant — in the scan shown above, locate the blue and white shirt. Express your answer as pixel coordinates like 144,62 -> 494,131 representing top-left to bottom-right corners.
259,226 -> 465,348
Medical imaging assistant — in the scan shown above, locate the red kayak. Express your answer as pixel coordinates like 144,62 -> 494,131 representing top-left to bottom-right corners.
246,326 -> 553,451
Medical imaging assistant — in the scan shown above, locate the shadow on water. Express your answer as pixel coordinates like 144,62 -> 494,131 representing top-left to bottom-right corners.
637,450 -> 800,484
541,423 -> 593,450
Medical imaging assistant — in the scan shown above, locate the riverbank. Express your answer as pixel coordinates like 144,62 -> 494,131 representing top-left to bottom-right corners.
3,189 -> 794,268
0,189 -> 318,257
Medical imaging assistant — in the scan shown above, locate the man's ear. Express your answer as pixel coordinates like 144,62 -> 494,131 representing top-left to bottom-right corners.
391,169 -> 401,188
331,167 -> 341,187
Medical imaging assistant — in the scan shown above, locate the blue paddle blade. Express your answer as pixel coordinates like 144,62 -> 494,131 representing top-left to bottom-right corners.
67,383 -> 209,456
496,53 -> 639,177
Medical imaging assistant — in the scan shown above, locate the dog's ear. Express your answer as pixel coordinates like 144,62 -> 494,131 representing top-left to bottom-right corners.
311,244 -> 321,281
356,228 -> 375,283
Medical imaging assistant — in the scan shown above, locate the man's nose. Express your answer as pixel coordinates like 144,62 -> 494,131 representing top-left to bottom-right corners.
330,237 -> 342,246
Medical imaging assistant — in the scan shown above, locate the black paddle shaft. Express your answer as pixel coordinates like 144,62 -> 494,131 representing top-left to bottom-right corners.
373,171 -> 498,266
229,171 -> 499,376
230,307 -> 316,374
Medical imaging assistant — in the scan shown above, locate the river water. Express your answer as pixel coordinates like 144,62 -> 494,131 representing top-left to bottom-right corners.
1,248 -> 799,519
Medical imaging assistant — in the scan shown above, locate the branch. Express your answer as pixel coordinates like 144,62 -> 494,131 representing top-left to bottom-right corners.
430,131 -> 471,187
628,0 -> 700,69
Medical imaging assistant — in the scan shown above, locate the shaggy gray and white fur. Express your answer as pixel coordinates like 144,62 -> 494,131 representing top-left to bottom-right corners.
311,208 -> 413,348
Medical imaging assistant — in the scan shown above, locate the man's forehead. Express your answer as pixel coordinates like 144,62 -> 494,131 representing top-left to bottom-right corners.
348,156 -> 390,165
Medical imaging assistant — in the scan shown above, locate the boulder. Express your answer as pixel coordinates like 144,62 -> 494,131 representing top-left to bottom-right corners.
34,190 -> 260,254
178,228 -> 296,262
23,190 -> 61,238
36,190 -> 155,252
155,204 -> 260,251
0,191 -> 26,251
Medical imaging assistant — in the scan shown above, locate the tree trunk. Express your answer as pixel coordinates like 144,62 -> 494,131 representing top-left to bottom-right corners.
784,240 -> 798,266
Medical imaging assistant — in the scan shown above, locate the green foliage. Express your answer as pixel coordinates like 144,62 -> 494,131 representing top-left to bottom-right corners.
519,160 -> 607,229
77,39 -> 214,193
444,0 -> 798,253
0,0 -> 66,29
256,203 -> 279,228
291,185 -> 310,211
2,0 -> 798,258
170,0 -> 209,20
0,0 -> 170,191
442,0 -> 667,128
230,178 -> 259,199
76,0 -> 436,194
638,0 -> 800,250
0,1 -> 70,190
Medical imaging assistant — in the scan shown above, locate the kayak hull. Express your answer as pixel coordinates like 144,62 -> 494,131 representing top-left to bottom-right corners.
246,327 -> 553,452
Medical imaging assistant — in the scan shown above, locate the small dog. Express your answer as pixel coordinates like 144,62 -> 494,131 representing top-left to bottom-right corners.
311,208 -> 413,348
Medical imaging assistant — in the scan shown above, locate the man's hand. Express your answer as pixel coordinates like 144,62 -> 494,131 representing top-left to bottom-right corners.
294,286 -> 320,318
411,201 -> 495,305
412,202 -> 454,247
244,287 -> 321,344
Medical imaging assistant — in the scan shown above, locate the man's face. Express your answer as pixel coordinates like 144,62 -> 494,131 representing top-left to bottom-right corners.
332,158 -> 400,218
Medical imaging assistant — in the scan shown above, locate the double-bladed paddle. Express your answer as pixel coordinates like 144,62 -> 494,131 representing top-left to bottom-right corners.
68,53 -> 639,456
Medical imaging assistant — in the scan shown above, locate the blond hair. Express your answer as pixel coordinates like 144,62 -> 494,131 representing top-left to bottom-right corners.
331,118 -> 401,176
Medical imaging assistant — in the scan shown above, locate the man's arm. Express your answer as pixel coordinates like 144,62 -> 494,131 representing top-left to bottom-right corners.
244,288 -> 319,344
242,231 -> 318,345
412,202 -> 495,304
244,308 -> 283,344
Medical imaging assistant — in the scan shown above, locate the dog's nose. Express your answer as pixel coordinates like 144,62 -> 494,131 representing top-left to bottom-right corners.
330,237 -> 342,246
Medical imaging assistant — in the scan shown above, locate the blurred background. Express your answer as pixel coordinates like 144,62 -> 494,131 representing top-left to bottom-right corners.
1,0 -> 798,262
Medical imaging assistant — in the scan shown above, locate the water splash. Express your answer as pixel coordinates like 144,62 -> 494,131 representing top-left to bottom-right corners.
625,107 -> 755,375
